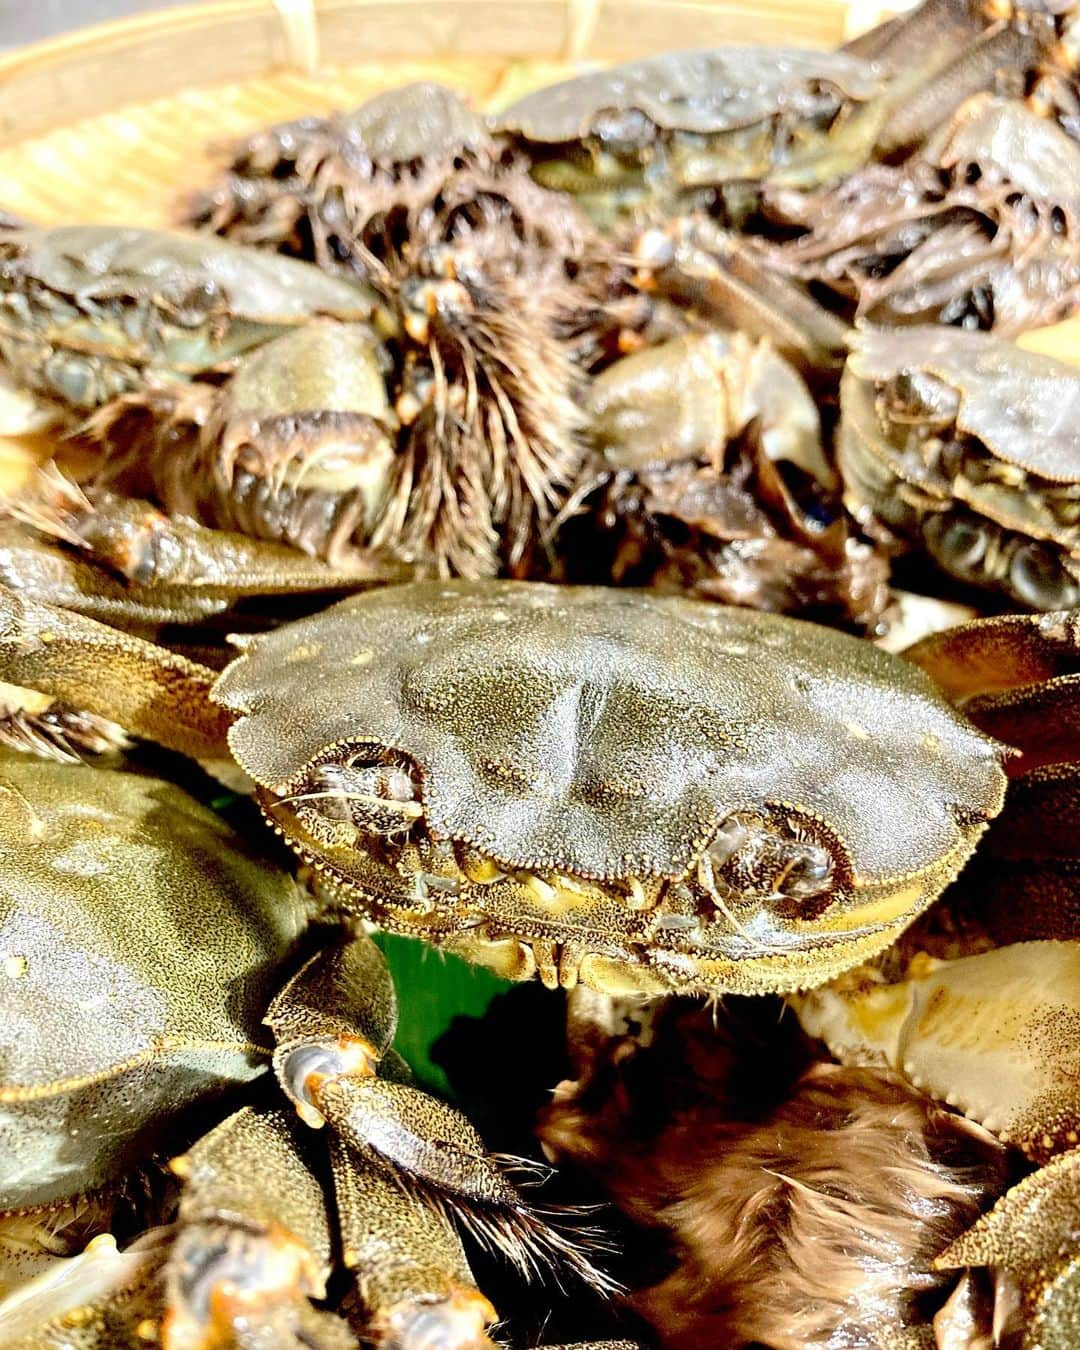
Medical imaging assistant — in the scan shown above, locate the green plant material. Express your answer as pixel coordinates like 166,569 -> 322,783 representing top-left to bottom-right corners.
371,931 -> 513,1098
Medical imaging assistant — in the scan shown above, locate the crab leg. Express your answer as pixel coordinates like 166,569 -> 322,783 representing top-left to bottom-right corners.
0,586 -> 231,761
6,465 -> 401,600
267,932 -> 615,1293
163,1105 -> 355,1350
935,1144 -> 1080,1349
903,610 -> 1080,947
905,611 -> 1080,707
330,1137 -> 496,1350
905,610 -> 1080,773
633,221 -> 850,389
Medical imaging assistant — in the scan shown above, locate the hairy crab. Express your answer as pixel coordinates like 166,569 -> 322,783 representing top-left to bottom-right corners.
186,82 -> 587,276
493,0 -> 1054,230
785,607 -> 1080,1346
561,328 -> 889,629
2,140 -> 613,579
183,83 -> 627,578
767,95 -> 1080,334
492,48 -> 887,226
0,226 -> 386,427
0,750 -> 629,1347
537,606 -> 1080,1348
0,579 -> 1007,999
0,226 -> 423,586
838,325 -> 1080,610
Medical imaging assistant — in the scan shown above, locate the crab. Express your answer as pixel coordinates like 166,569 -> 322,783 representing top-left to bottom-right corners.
838,325 -> 1080,611
0,578 -> 1008,1000
0,227 -> 421,585
492,0 -> 1057,232
783,605 -> 1080,1346
533,605 -> 1080,1348
0,226 -> 389,428
0,749 -> 632,1348
559,327 -> 889,630
1,180 -> 613,580
181,83 -> 631,579
185,82 -> 591,279
490,47 -> 888,228
765,94 -> 1080,335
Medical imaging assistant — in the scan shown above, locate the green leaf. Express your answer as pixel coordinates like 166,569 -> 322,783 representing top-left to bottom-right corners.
371,931 -> 513,1098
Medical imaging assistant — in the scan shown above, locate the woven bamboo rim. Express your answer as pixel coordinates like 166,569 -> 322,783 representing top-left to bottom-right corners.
0,0 -> 1074,489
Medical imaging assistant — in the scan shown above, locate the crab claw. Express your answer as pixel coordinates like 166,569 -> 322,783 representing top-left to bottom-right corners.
935,1145 -> 1080,1348
163,1222 -> 333,1350
790,941 -> 1080,1162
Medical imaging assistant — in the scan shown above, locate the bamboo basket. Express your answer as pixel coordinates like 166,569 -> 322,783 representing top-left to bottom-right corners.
0,0 -> 1075,491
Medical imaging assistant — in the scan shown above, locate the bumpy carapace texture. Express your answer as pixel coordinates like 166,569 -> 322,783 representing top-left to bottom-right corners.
213,580 -> 1007,996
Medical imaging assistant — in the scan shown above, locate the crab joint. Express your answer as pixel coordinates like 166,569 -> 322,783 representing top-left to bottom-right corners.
379,1287 -> 498,1350
279,1035 -> 379,1129
162,1221 -> 322,1350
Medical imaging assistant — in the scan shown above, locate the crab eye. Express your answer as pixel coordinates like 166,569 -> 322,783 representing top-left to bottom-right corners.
706,816 -> 749,866
883,371 -> 957,427
591,106 -> 655,157
1009,543 -> 1079,610
704,812 -> 837,911
776,843 -> 833,898
285,759 -> 423,846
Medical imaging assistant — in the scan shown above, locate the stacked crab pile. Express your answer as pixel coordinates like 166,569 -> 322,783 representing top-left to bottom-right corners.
0,0 -> 1079,1345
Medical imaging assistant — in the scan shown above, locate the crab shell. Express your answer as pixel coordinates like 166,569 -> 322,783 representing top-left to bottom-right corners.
0,226 -> 388,415
839,326 -> 1080,609
0,754 -> 306,1215
492,48 -> 886,222
493,48 -> 882,145
213,581 -> 1006,997
318,81 -> 492,166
